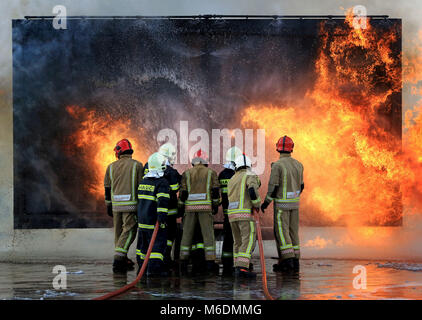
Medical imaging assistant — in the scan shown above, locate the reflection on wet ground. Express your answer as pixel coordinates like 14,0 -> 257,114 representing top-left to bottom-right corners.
1,259 -> 422,300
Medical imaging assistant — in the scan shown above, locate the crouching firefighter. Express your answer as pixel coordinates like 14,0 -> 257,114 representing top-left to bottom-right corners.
179,149 -> 221,275
136,152 -> 171,277
260,136 -> 304,273
219,146 -> 243,275
104,139 -> 144,273
143,143 -> 181,272
227,154 -> 261,278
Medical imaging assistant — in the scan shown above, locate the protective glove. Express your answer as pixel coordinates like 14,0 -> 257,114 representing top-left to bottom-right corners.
178,203 -> 185,217
107,206 -> 113,217
157,213 -> 167,224
260,200 -> 270,213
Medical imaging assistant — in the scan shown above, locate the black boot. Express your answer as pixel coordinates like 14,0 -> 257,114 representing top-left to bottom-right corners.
147,268 -> 169,278
206,261 -> 220,275
113,259 -> 128,274
234,267 -> 257,279
293,258 -> 300,272
222,262 -> 234,276
280,258 -> 295,273
180,261 -> 189,276
125,257 -> 135,271
273,263 -> 282,273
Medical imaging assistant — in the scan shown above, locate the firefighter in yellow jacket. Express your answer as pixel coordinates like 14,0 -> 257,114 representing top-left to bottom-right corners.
261,136 -> 304,273
178,149 -> 221,275
104,139 -> 144,273
227,154 -> 261,278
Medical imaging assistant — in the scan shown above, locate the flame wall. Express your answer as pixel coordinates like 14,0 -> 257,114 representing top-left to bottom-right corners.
12,17 -> 403,230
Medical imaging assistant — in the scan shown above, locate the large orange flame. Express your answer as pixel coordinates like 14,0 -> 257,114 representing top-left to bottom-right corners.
242,12 -> 417,228
66,105 -> 147,197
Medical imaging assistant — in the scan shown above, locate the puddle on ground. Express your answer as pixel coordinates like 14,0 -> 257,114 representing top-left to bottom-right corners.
1,259 -> 422,300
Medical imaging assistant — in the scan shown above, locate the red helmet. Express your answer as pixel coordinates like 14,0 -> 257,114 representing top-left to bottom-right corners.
276,136 -> 294,153
191,148 -> 209,165
114,139 -> 133,158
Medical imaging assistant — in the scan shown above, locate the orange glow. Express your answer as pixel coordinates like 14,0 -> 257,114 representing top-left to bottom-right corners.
304,236 -> 333,249
66,105 -> 147,197
242,12 -> 412,228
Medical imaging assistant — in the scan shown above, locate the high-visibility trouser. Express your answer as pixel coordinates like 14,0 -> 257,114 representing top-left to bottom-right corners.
273,207 -> 300,260
136,223 -> 167,272
164,215 -> 177,265
113,211 -> 137,260
180,211 -> 216,261
230,219 -> 256,269
221,213 -> 234,266
190,219 -> 205,265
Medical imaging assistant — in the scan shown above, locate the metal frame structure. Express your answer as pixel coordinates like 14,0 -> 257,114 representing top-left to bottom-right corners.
24,14 -> 390,20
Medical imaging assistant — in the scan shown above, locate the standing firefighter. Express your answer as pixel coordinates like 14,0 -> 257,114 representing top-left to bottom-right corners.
142,143 -> 181,271
261,136 -> 304,273
104,139 -> 144,273
158,143 -> 181,270
227,154 -> 261,278
219,146 -> 243,275
136,152 -> 170,276
179,149 -> 221,275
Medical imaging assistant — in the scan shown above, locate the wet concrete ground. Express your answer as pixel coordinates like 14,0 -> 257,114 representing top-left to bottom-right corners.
1,259 -> 422,300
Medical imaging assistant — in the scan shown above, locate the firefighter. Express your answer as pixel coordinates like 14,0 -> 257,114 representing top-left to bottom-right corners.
136,152 -> 170,277
104,139 -> 144,273
159,143 -> 181,271
227,154 -> 261,278
219,146 -> 243,275
178,149 -> 221,275
260,136 -> 304,273
142,143 -> 181,272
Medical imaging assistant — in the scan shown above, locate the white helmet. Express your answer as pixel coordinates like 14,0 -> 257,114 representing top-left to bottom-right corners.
147,152 -> 167,177
158,142 -> 177,165
234,154 -> 252,170
225,146 -> 243,163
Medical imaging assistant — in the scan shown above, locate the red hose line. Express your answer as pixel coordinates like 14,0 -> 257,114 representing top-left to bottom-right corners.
93,221 -> 160,300
94,216 -> 273,300
254,212 -> 275,300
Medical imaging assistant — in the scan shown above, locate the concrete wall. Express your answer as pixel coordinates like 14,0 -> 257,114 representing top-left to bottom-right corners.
1,0 -> 422,262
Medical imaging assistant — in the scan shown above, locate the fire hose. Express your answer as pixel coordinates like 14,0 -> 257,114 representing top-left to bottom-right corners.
93,215 -> 273,300
92,221 -> 160,300
254,210 -> 275,300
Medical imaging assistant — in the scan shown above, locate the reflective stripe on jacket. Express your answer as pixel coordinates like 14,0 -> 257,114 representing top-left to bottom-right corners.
219,168 -> 235,214
104,155 -> 144,212
180,164 -> 219,212
265,153 -> 304,210
137,176 -> 170,225
227,169 -> 261,222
